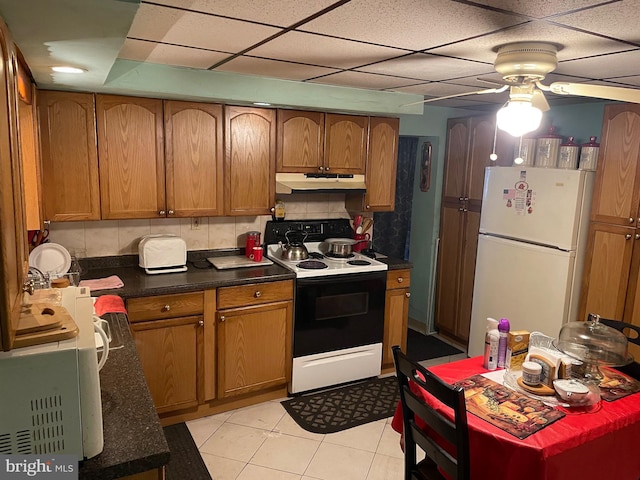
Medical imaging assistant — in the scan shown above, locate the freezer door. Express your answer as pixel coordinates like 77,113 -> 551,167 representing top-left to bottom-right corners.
468,234 -> 578,358
480,167 -> 594,250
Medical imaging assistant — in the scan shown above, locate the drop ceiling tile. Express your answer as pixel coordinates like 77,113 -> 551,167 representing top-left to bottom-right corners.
150,0 -> 338,26
298,0 -> 526,51
250,31 -> 406,69
118,38 -> 231,69
309,71 -> 418,89
470,0 -> 610,19
128,3 -> 281,53
429,21 -> 636,63
558,49 -> 640,78
357,53 -> 494,82
551,1 -> 640,44
215,56 -> 340,81
609,76 -> 640,87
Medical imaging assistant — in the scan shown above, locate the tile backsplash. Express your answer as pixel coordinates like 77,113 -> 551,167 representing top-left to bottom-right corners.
48,194 -> 351,257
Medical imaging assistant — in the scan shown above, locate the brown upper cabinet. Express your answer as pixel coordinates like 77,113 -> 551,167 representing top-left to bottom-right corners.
346,116 -> 399,212
97,95 -> 165,219
276,110 -> 324,173
38,90 -> 100,221
224,106 -> 276,216
97,95 -> 225,219
164,101 -> 224,217
277,110 -> 368,175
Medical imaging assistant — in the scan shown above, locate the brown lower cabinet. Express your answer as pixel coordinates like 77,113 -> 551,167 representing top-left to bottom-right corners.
382,269 -> 411,370
127,281 -> 293,417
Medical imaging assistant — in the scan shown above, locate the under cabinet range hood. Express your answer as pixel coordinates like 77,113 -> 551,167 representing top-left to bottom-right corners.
275,173 -> 367,194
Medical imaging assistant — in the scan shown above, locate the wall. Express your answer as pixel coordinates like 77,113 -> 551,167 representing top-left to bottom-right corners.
48,193 -> 349,257
400,102 -> 608,334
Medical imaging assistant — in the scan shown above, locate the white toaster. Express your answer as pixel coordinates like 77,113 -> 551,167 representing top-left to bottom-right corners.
138,234 -> 188,274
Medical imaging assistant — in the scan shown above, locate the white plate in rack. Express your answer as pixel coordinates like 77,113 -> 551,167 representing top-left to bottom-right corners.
29,243 -> 72,275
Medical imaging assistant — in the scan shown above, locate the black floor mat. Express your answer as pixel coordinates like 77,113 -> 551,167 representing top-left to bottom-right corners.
282,376 -> 399,434
163,423 -> 211,480
406,329 -> 464,362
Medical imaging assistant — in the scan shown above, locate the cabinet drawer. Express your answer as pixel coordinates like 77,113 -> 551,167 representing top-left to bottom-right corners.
218,280 -> 293,310
387,270 -> 411,290
127,292 -> 204,322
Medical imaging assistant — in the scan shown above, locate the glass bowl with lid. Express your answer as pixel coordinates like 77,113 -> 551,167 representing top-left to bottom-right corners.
553,313 -> 633,383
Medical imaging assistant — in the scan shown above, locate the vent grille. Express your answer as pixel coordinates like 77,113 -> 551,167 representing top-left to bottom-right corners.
0,430 -> 33,454
30,395 -> 65,454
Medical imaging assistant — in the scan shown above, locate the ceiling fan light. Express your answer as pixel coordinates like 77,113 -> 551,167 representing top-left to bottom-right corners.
496,101 -> 542,137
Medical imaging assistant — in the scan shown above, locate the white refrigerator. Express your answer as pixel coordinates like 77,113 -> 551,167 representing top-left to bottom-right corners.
467,167 -> 595,358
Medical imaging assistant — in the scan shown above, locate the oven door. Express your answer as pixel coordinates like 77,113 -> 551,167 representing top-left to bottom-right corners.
293,271 -> 386,358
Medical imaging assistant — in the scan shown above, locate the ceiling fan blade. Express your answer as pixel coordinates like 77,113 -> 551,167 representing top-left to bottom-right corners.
546,82 -> 640,104
402,85 -> 508,107
532,89 -> 550,112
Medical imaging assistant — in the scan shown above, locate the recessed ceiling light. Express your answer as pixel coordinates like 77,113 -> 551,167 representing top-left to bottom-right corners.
51,66 -> 86,74
253,102 -> 271,106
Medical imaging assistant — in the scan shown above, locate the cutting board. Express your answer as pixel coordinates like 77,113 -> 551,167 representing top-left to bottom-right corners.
208,255 -> 274,270
15,304 -> 79,348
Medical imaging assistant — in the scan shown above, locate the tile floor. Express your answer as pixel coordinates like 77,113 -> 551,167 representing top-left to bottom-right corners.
186,349 -> 468,480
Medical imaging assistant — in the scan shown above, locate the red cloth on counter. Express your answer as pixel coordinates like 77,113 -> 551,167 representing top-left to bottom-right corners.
391,357 -> 640,480
93,295 -> 127,316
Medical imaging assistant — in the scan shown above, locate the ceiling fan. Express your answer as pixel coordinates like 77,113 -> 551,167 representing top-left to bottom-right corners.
411,42 -> 640,136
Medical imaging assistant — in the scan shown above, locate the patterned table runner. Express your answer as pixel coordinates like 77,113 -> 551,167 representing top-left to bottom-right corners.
455,375 -> 565,440
599,367 -> 640,401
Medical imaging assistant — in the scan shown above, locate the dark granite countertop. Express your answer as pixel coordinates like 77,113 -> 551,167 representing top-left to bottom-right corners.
79,313 -> 170,479
79,250 -> 408,298
82,258 -> 295,299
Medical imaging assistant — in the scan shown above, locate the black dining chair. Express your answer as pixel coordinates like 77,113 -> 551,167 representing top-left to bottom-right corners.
392,345 -> 470,480
596,316 -> 640,380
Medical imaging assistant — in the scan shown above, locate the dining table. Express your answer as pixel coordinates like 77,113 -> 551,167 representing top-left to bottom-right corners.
391,356 -> 640,480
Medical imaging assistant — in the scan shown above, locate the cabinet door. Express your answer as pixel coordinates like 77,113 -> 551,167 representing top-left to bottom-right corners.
579,222 -> 634,322
324,113 -> 368,174
217,300 -> 292,398
457,210 -> 481,342
224,106 -> 275,216
382,269 -> 411,369
590,104 -> 640,227
164,101 -> 224,217
442,117 -> 469,202
435,206 -> 464,338
38,91 -> 100,221
467,116 -> 498,204
131,315 -> 202,413
276,109 -> 324,173
0,17 -> 26,351
365,117 -> 399,212
97,95 -> 165,219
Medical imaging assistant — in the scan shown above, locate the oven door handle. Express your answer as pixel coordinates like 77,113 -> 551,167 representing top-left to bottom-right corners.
296,271 -> 387,286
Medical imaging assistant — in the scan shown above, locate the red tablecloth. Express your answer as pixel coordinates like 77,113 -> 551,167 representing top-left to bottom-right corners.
391,356 -> 640,480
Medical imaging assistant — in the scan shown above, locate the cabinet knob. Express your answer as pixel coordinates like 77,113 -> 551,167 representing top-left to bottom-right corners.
405,292 -> 411,298
318,166 -> 324,171
626,234 -> 632,240
397,277 -> 403,283
168,209 -> 175,215
159,210 -> 166,216
630,217 -> 635,224
162,304 -> 171,312
325,167 -> 330,171
198,320 -> 204,327
254,291 -> 262,298
636,234 -> 640,240
220,315 -> 225,322
366,205 -> 371,209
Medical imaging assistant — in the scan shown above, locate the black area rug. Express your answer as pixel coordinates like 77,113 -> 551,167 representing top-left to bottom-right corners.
406,329 -> 464,361
163,423 -> 211,480
281,376 -> 400,434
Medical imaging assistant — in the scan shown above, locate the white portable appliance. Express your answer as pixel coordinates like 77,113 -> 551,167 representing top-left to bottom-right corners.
0,286 -> 104,459
138,234 -> 187,274
468,167 -> 595,357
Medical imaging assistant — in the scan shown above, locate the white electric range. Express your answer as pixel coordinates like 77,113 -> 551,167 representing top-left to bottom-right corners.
264,219 -> 388,394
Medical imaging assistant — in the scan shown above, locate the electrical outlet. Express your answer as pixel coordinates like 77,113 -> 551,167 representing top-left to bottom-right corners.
191,217 -> 201,230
